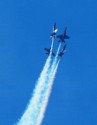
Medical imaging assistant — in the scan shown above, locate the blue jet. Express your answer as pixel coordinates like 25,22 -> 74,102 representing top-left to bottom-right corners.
50,22 -> 58,38
44,48 -> 55,56
59,44 -> 67,57
57,27 -> 70,43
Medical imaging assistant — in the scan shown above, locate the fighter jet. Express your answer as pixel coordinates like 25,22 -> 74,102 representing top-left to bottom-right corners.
57,27 -> 70,43
50,22 -> 58,38
44,48 -> 55,56
59,44 -> 67,57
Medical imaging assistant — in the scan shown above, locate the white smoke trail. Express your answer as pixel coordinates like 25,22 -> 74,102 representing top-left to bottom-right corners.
35,44 -> 61,125
16,38 -> 54,125
36,59 -> 60,125
50,37 -> 54,53
56,43 -> 61,56
16,57 -> 51,125
16,38 -> 61,125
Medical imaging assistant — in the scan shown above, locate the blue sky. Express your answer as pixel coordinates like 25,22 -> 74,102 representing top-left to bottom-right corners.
0,0 -> 97,125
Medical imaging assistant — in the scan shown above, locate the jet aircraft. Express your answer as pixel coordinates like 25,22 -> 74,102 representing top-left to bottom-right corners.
59,44 -> 67,57
57,27 -> 70,43
50,22 -> 58,38
44,48 -> 55,56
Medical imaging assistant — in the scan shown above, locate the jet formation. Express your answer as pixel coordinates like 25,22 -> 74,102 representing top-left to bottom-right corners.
44,22 -> 70,58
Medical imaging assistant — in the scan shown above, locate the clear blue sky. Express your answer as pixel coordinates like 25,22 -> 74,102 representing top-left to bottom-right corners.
0,0 -> 97,125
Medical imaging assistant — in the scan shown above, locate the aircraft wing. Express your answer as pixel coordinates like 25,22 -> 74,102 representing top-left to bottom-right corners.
44,48 -> 55,56
56,35 -> 62,38
57,35 -> 62,38
46,53 -> 49,55
44,48 -> 50,52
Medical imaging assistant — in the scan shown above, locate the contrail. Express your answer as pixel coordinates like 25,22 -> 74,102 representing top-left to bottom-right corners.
16,38 -> 54,125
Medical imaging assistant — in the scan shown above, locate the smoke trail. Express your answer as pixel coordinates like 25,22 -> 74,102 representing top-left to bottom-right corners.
16,58 -> 51,125
16,39 -> 61,125
36,59 -> 60,125
50,37 -> 54,53
56,43 -> 61,56
16,38 -> 54,125
35,44 -> 61,125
